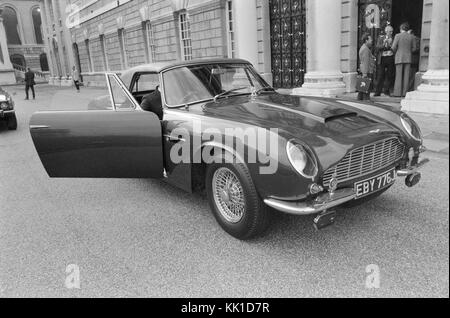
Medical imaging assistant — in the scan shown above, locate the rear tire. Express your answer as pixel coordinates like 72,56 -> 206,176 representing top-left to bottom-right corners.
7,115 -> 17,130
206,163 -> 271,240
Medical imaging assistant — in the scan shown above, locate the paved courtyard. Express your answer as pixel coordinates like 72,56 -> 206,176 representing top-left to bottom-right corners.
0,84 -> 448,297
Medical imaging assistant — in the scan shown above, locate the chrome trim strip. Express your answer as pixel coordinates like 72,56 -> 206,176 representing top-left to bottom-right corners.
29,125 -> 50,130
264,188 -> 356,216
0,110 -> 15,114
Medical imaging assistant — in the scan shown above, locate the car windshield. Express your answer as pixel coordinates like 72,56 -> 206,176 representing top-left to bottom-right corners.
162,63 -> 271,107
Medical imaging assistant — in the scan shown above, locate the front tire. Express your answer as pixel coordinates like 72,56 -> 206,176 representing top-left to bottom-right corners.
7,115 -> 17,130
206,163 -> 270,240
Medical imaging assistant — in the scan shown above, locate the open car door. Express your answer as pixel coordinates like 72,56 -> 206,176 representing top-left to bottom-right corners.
29,73 -> 163,178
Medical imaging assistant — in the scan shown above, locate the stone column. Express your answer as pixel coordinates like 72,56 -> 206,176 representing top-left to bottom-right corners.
293,0 -> 346,97
57,0 -> 75,74
0,10 -> 16,85
52,0 -> 69,77
39,1 -> 55,81
44,0 -> 60,79
234,0 -> 259,69
401,0 -> 449,115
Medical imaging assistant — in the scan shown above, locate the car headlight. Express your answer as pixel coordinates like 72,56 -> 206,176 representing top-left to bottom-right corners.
0,102 -> 9,110
286,140 -> 318,180
400,113 -> 422,142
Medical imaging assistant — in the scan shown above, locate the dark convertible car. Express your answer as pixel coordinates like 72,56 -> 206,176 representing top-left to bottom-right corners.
0,86 -> 17,130
29,59 -> 429,239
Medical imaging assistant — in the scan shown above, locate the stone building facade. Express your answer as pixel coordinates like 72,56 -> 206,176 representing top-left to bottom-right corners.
54,0 -> 447,114
0,0 -> 50,84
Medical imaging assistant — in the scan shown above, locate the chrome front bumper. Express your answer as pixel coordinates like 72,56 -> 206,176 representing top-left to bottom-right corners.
264,188 -> 356,216
397,158 -> 430,177
264,158 -> 430,216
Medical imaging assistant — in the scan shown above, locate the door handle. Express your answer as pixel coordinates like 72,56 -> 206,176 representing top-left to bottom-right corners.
164,134 -> 186,143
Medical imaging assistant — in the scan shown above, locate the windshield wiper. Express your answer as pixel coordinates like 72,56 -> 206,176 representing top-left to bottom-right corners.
256,87 -> 276,95
213,87 -> 248,102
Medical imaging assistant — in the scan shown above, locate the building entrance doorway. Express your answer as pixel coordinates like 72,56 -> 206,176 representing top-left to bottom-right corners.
358,0 -> 423,55
269,0 -> 306,89
357,0 -> 424,91
391,0 -> 423,35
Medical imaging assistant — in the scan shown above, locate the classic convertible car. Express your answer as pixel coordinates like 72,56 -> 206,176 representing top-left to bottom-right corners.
29,58 -> 429,240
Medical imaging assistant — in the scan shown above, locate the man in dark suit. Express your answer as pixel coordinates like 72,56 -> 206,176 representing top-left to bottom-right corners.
392,23 -> 417,97
24,68 -> 36,100
358,34 -> 375,101
140,85 -> 163,120
408,28 -> 421,91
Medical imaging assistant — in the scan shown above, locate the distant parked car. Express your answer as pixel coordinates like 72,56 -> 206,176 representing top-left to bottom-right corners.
0,86 -> 17,130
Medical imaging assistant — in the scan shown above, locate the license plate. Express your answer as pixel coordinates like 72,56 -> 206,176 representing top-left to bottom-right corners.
355,169 -> 396,198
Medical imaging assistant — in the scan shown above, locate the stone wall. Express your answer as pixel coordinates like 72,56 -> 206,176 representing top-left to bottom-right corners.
69,0 -> 228,86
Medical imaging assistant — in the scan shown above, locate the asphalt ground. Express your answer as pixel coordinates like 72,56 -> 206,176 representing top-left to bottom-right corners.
0,85 -> 448,297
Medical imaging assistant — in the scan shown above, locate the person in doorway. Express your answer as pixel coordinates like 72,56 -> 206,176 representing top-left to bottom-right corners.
375,25 -> 395,96
358,33 -> 376,101
408,28 -> 421,91
392,22 -> 417,97
140,85 -> 163,120
24,68 -> 36,100
72,66 -> 81,93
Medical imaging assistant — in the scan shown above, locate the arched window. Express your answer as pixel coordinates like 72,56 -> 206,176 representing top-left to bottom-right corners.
32,7 -> 43,44
40,53 -> 49,71
2,6 -> 22,45
10,54 -> 26,67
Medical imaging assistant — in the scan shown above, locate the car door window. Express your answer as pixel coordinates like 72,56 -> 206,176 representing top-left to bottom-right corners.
107,73 -> 137,110
133,73 -> 159,93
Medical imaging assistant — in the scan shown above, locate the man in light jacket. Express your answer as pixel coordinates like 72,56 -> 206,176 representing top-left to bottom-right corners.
392,22 -> 417,97
375,25 -> 395,96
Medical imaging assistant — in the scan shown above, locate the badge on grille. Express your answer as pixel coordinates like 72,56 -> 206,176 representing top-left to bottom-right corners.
329,177 -> 339,195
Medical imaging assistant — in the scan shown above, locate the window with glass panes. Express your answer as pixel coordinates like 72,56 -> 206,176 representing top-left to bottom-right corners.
179,12 -> 192,61
226,0 -> 235,58
145,21 -> 156,63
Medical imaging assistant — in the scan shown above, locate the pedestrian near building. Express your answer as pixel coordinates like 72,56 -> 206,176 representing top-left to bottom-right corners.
375,25 -> 395,96
392,23 -> 417,97
72,66 -> 81,93
358,33 -> 376,101
24,68 -> 35,100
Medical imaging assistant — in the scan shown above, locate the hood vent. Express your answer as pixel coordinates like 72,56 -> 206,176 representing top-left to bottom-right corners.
324,112 -> 358,123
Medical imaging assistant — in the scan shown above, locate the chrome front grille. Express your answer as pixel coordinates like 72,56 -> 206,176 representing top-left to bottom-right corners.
322,137 -> 405,186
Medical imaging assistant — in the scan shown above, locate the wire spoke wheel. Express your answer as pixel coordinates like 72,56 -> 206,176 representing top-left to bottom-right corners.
212,167 -> 245,223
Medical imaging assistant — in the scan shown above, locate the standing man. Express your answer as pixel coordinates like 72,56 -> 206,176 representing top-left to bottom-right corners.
374,25 -> 395,96
392,23 -> 417,97
24,68 -> 35,100
358,33 -> 376,101
72,66 -> 81,93
408,28 -> 421,91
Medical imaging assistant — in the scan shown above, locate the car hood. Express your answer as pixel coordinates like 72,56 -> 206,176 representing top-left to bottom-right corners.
201,94 -> 404,169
